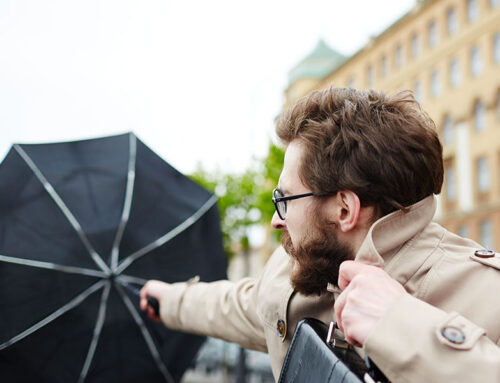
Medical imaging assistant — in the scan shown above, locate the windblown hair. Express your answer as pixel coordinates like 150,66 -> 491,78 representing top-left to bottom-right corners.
276,87 -> 443,216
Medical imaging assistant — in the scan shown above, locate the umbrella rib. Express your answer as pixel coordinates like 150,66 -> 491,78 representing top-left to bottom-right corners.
0,280 -> 106,351
111,133 -> 137,271
78,281 -> 112,383
116,194 -> 218,274
117,273 -> 149,286
114,282 -> 176,383
13,144 -> 111,275
0,254 -> 108,278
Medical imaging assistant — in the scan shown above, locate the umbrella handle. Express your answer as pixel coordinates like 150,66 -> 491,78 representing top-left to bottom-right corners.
116,279 -> 160,318
146,296 -> 160,317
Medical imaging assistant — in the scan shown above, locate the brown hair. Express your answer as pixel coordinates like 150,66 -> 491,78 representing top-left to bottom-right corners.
276,87 -> 443,216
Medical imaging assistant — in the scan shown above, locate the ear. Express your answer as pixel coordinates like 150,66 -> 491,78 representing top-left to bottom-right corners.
336,190 -> 361,232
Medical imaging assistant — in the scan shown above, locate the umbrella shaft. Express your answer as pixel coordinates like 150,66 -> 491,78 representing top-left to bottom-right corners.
117,279 -> 160,317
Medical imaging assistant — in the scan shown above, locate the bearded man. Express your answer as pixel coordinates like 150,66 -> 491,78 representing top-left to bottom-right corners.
141,88 -> 500,382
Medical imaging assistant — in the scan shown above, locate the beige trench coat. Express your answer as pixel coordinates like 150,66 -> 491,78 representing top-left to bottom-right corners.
159,195 -> 500,382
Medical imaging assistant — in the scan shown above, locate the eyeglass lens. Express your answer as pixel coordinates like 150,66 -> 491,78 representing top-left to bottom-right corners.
274,189 -> 287,218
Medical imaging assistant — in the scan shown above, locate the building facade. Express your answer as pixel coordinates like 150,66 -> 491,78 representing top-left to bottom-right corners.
285,0 -> 500,249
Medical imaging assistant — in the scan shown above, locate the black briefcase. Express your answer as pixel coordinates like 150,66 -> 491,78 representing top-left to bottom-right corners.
279,318 -> 381,383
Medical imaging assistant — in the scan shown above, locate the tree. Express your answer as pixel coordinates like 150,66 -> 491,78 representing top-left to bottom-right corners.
189,140 -> 285,259
190,165 -> 260,260
255,141 -> 285,244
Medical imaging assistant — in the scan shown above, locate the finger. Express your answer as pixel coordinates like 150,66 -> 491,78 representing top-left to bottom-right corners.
334,285 -> 350,332
335,288 -> 361,346
338,261 -> 381,290
344,331 -> 362,348
147,306 -> 154,319
140,280 -> 160,309
334,293 -> 345,332
140,284 -> 148,301
140,296 -> 150,312
147,306 -> 160,322
140,284 -> 150,311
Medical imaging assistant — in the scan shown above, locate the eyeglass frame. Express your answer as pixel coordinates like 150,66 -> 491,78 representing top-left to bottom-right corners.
272,188 -> 314,220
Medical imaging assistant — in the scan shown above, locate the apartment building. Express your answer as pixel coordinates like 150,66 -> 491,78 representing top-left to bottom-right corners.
284,0 -> 500,249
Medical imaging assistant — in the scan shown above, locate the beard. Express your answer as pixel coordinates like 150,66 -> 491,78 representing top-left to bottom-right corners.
282,219 -> 354,296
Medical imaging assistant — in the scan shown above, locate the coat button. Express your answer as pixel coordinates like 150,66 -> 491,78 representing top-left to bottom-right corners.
441,326 -> 466,344
276,319 -> 286,338
474,249 -> 495,258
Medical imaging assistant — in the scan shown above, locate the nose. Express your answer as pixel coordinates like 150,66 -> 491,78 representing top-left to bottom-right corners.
271,211 -> 286,230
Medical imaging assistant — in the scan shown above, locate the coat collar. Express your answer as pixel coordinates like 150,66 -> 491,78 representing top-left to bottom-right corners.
354,195 -> 437,267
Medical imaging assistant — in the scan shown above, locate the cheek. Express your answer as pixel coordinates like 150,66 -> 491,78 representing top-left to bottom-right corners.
286,199 -> 316,243
286,214 -> 307,245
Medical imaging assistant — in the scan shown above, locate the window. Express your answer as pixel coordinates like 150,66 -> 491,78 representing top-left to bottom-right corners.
411,33 -> 421,58
395,44 -> 404,68
479,220 -> 494,249
449,58 -> 461,87
428,20 -> 439,48
443,115 -> 454,145
474,100 -> 487,132
380,55 -> 388,78
445,166 -> 456,201
414,79 -> 423,103
458,225 -> 469,238
470,45 -> 483,76
467,0 -> 479,22
431,70 -> 441,97
366,65 -> 374,87
494,33 -> 500,64
447,7 -> 458,36
477,157 -> 490,191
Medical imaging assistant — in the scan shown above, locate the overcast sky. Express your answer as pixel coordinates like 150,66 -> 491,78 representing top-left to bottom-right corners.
0,0 -> 415,174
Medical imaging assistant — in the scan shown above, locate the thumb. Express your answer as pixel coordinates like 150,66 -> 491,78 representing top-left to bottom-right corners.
337,260 -> 381,290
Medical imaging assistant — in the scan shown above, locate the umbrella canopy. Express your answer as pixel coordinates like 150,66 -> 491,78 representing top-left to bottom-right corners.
0,132 -> 227,382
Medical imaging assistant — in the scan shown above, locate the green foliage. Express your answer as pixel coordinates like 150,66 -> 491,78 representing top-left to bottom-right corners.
190,165 -> 260,260
189,140 -> 285,259
257,141 -> 285,223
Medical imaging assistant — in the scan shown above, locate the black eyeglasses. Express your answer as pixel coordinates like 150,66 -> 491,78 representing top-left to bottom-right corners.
272,188 -> 314,220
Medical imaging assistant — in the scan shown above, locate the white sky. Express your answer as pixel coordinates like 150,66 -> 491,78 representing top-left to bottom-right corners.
0,0 -> 415,174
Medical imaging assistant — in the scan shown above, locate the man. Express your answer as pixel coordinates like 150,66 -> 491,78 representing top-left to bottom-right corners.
141,87 -> 500,382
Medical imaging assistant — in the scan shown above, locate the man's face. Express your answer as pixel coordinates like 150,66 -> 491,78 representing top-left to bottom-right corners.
272,140 -> 354,295
271,140 -> 315,247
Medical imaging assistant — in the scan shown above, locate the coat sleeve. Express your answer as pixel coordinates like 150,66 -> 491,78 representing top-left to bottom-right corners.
158,275 -> 268,353
363,294 -> 500,383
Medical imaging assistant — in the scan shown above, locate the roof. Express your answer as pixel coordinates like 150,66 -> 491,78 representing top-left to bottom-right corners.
308,0 -> 431,84
286,1 -> 432,89
288,39 -> 347,86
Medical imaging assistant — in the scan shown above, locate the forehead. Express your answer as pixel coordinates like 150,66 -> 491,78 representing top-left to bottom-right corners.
279,140 -> 307,192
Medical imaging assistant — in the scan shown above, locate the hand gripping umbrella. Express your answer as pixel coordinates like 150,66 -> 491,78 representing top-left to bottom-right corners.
0,133 -> 227,382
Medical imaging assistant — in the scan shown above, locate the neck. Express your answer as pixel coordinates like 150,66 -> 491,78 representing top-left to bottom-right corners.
345,205 -> 377,255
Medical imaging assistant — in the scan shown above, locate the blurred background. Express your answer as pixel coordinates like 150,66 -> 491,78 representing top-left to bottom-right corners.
2,0 -> 500,381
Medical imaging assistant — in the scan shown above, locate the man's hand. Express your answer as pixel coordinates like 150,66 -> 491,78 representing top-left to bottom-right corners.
140,280 -> 170,322
334,261 -> 406,347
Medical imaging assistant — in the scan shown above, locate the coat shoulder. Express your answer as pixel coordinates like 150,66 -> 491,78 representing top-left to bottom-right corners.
422,228 -> 500,339
469,251 -> 500,272
437,228 -> 500,274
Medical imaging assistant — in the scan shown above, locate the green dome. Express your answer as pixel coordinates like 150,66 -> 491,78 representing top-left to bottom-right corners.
288,39 -> 347,85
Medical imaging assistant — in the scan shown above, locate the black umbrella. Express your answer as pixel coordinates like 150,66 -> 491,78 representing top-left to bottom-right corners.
0,132 -> 227,382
